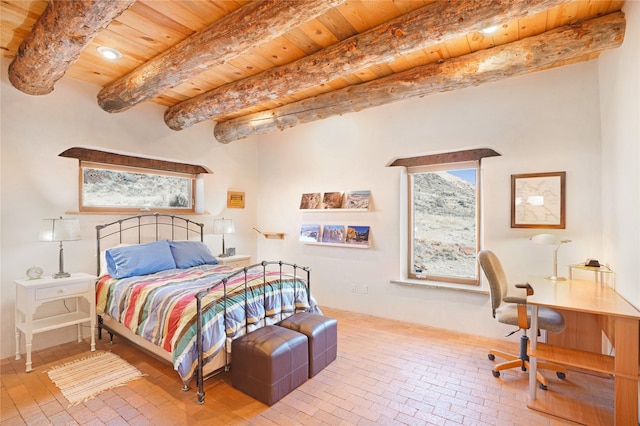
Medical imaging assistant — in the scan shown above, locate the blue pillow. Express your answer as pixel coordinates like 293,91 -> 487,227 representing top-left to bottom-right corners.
169,240 -> 219,268
106,240 -> 176,279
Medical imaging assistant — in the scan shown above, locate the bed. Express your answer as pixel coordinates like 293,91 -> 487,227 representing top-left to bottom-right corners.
94,214 -> 318,403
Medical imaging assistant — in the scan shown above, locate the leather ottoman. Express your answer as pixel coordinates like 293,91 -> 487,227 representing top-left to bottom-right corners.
231,325 -> 308,406
278,313 -> 338,377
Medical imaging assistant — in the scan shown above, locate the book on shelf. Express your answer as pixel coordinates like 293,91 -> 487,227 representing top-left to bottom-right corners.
299,193 -> 321,209
344,190 -> 371,209
299,224 -> 321,242
346,225 -> 370,246
321,225 -> 344,244
322,192 -> 344,209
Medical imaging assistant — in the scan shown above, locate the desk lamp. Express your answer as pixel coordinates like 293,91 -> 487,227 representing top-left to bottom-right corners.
39,217 -> 81,278
213,218 -> 235,257
530,233 -> 572,281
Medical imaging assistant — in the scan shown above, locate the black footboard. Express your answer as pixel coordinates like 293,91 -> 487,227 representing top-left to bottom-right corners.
194,260 -> 312,404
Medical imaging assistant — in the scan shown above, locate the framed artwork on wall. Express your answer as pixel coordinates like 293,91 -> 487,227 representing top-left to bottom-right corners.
227,191 -> 245,208
511,171 -> 566,229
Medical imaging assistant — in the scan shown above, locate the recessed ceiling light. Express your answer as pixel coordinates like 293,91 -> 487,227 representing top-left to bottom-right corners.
97,46 -> 123,60
481,25 -> 499,34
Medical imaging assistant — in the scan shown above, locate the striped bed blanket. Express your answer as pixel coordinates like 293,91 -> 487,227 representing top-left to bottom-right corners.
95,263 -> 318,383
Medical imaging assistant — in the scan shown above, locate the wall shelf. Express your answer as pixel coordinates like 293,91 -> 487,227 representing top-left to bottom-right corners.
300,208 -> 369,213
262,232 -> 285,239
301,241 -> 369,249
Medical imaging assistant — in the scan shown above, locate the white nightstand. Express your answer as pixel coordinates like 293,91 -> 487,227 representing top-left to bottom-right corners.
217,254 -> 251,268
15,272 -> 97,372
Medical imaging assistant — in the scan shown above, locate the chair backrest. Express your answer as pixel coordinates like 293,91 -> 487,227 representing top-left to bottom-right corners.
478,250 -> 509,317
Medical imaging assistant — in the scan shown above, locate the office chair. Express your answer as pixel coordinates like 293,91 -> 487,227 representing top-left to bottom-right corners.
478,250 -> 567,390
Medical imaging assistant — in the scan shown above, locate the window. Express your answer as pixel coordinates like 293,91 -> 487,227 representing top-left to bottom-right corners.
59,147 -> 211,214
80,163 -> 195,213
408,162 -> 480,284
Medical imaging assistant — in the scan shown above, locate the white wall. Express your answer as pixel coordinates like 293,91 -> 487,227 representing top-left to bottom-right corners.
0,58 -> 260,359
599,0 -> 640,308
2,7 -> 638,358
255,60 -> 606,340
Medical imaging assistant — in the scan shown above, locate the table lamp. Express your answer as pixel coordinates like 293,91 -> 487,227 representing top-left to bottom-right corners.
213,218 -> 235,257
530,233 -> 572,281
39,217 -> 81,278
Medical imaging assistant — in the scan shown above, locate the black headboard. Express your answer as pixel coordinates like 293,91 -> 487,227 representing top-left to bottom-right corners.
96,213 -> 204,276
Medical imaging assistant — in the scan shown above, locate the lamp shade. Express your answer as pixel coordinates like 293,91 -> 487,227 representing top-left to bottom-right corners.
213,218 -> 235,235
39,218 -> 81,242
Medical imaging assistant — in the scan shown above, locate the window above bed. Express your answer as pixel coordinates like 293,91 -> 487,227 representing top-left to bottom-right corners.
59,147 -> 211,214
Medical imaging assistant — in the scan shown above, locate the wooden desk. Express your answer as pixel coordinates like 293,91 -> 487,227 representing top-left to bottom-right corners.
527,277 -> 640,425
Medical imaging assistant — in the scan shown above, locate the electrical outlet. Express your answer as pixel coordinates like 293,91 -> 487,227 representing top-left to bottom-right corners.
362,284 -> 368,294
351,283 -> 357,292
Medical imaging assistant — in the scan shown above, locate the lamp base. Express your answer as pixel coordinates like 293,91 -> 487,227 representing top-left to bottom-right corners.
545,275 -> 567,281
53,271 -> 71,279
218,253 -> 230,258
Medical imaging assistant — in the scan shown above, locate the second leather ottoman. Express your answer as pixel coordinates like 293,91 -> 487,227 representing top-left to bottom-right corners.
231,325 -> 309,406
278,312 -> 338,377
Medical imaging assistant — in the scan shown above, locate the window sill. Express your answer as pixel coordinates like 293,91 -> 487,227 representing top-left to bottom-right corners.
390,279 -> 489,295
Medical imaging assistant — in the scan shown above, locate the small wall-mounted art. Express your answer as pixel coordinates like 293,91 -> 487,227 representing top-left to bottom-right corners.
227,191 -> 245,208
322,192 -> 344,209
321,225 -> 344,243
511,171 -> 565,229
299,224 -> 370,248
299,224 -> 321,242
344,190 -> 371,209
346,225 -> 370,246
299,190 -> 371,211
300,193 -> 321,209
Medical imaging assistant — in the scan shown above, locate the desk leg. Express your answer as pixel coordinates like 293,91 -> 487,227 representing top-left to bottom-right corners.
614,317 -> 638,425
528,306 -> 539,400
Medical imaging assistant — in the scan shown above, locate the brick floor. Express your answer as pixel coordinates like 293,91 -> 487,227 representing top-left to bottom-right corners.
1,307 -> 611,425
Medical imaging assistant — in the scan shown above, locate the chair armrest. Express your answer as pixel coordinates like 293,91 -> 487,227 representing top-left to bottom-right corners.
515,282 -> 534,296
511,283 -> 533,329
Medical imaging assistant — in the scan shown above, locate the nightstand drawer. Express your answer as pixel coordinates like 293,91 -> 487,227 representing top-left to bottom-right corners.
218,255 -> 251,267
223,260 -> 249,267
35,282 -> 88,300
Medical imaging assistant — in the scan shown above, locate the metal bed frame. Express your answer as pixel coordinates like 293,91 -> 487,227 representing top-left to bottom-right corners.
95,214 -> 312,404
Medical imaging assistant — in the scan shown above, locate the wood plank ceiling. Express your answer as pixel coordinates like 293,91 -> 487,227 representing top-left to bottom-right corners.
1,0 -> 626,143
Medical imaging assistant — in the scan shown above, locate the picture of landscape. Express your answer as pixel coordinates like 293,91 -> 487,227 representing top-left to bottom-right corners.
299,224 -> 321,242
299,193 -> 321,209
344,190 -> 371,209
321,225 -> 344,243
346,225 -> 370,246
322,192 -> 344,209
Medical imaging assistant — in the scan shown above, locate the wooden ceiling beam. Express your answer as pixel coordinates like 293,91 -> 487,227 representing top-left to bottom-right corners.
97,0 -> 345,113
213,12 -> 625,143
8,0 -> 135,96
164,0 -> 573,130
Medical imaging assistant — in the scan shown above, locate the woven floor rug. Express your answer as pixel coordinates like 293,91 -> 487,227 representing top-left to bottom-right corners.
47,351 -> 144,406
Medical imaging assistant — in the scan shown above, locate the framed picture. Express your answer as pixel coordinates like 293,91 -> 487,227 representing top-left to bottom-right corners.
299,193 -> 321,209
226,247 -> 236,256
227,191 -> 245,208
299,224 -> 321,242
511,172 -> 566,229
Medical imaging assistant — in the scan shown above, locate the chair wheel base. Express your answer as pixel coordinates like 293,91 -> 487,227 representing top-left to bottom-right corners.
539,383 -> 548,391
557,372 -> 566,379
488,354 -> 495,361
492,370 -> 500,378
